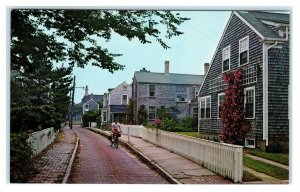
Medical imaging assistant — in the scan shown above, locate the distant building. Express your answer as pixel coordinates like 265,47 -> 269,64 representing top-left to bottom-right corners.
101,81 -> 132,123
132,61 -> 204,123
81,85 -> 103,114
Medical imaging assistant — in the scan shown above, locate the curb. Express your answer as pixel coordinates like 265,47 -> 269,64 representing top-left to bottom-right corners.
86,127 -> 181,184
62,128 -> 79,184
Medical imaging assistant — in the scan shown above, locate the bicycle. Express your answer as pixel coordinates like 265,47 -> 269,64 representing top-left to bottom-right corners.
110,131 -> 121,149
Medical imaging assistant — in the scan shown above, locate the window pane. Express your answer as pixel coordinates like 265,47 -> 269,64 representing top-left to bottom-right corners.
176,93 -> 187,102
245,89 -> 254,118
149,106 -> 156,120
240,51 -> 248,65
223,59 -> 229,71
206,97 -> 211,118
200,99 -> 205,118
149,84 -> 155,96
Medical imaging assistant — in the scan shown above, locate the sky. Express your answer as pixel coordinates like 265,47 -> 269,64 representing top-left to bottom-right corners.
73,11 -> 231,103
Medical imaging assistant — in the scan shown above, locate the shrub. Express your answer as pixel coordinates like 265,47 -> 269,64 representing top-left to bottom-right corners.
82,110 -> 99,127
10,132 -> 35,183
137,105 -> 148,125
181,116 -> 198,130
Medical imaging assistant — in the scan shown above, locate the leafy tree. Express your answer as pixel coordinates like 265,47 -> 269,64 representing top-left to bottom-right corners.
220,69 -> 249,145
137,105 -> 148,125
11,10 -> 189,73
82,110 -> 100,127
156,106 -> 179,120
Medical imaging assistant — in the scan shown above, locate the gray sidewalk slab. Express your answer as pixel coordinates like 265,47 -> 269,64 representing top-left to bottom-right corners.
88,128 -> 232,184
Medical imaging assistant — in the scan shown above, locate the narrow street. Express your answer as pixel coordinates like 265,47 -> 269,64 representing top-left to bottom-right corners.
67,125 -> 169,184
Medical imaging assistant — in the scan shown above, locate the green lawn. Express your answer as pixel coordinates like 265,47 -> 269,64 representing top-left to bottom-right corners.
243,156 -> 289,180
245,148 -> 289,165
243,170 -> 262,182
175,132 -> 198,138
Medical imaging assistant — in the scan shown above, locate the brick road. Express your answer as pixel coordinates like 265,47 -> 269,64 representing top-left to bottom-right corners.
67,126 -> 169,184
28,127 -> 77,183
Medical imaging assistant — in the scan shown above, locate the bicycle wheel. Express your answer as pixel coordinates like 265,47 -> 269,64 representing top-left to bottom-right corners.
115,139 -> 119,149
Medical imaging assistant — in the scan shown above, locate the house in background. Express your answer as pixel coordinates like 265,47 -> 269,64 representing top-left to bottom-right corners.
132,61 -> 204,123
197,11 -> 290,152
101,81 -> 132,123
81,85 -> 103,114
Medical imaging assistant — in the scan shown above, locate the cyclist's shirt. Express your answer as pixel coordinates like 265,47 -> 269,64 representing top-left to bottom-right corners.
112,123 -> 120,133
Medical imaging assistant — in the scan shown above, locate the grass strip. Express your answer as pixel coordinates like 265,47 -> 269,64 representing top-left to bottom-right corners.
243,170 -> 262,182
244,156 -> 289,180
246,149 -> 289,165
175,132 -> 198,138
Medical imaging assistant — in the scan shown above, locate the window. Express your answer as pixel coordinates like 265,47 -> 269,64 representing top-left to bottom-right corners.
123,86 -> 127,91
245,138 -> 255,148
245,87 -> 255,119
85,104 -> 89,111
222,46 -> 230,72
102,111 -> 107,122
218,93 -> 225,118
176,93 -> 188,102
149,84 -> 155,97
200,96 -> 211,119
148,106 -> 156,120
239,36 -> 249,65
193,86 -> 198,98
121,94 -> 128,105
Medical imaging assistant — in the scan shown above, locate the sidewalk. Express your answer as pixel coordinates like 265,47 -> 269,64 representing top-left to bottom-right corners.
28,127 -> 78,183
88,128 -> 232,184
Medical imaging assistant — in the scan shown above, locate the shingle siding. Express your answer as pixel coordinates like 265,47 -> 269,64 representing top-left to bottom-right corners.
199,14 -> 263,139
198,11 -> 289,151
268,41 -> 289,142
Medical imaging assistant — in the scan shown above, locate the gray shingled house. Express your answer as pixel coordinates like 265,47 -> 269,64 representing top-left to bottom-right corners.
82,85 -> 103,114
197,11 -> 290,152
132,61 -> 204,123
101,81 -> 132,123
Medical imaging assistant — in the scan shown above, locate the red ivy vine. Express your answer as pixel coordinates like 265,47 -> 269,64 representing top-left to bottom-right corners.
220,69 -> 249,145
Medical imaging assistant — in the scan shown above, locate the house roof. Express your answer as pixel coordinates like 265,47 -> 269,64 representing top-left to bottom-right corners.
235,11 -> 290,40
134,71 -> 204,85
81,94 -> 103,104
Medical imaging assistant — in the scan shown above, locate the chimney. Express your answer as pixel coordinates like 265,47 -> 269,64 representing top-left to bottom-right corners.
85,85 -> 88,96
164,60 -> 169,74
204,63 -> 210,75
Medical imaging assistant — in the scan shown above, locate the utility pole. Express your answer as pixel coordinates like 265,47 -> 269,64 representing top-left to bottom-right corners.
70,75 -> 76,129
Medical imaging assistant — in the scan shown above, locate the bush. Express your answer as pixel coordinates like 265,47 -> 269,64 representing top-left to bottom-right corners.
10,132 -> 36,183
181,116 -> 198,130
138,105 -> 148,125
82,110 -> 99,127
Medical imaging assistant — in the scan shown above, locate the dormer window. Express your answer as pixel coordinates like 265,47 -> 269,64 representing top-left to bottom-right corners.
222,46 -> 230,72
239,36 -> 249,66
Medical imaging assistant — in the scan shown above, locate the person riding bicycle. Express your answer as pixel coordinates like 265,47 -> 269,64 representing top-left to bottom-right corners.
111,120 -> 122,141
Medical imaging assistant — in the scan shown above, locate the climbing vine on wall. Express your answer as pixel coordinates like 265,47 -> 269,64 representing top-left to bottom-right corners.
220,69 -> 249,145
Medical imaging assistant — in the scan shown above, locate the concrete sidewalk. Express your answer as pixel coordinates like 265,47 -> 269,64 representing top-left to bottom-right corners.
88,128 -> 232,184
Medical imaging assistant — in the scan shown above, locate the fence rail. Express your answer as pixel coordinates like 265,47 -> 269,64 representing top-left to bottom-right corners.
124,125 -> 243,183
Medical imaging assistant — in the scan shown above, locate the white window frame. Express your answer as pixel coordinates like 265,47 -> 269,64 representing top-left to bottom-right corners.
244,86 -> 255,119
245,138 -> 256,148
222,45 -> 230,73
218,92 -> 225,119
121,94 -> 128,105
123,85 -> 127,91
176,93 -> 188,102
148,106 -> 156,121
239,36 -> 249,66
102,110 -> 107,123
199,95 -> 211,119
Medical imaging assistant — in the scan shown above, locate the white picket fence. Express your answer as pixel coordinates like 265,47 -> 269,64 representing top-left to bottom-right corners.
123,125 -> 243,183
27,127 -> 58,156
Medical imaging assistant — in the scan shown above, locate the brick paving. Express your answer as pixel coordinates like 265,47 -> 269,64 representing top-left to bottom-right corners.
67,126 -> 169,184
28,127 -> 77,183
